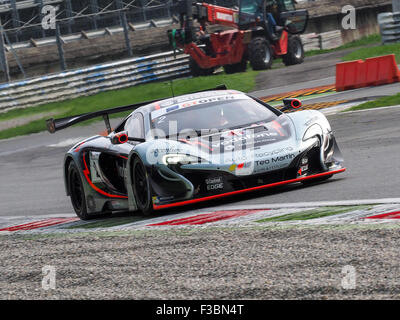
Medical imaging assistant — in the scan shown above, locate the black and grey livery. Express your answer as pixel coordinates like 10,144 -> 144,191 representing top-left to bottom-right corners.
47,87 -> 345,220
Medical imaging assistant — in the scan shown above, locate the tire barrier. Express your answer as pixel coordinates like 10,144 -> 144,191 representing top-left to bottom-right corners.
378,12 -> 400,44
336,54 -> 400,92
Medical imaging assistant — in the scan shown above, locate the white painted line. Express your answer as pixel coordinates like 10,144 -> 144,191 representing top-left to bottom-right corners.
320,102 -> 360,115
342,104 -> 400,114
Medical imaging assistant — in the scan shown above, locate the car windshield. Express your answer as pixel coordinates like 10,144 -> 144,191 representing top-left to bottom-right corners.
150,97 -> 279,138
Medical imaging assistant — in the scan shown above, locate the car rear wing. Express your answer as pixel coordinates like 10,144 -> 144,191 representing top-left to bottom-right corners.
46,84 -> 228,134
46,99 -> 158,134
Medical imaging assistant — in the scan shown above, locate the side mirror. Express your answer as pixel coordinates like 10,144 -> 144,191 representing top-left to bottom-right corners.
109,131 -> 146,145
110,131 -> 129,145
282,98 -> 302,112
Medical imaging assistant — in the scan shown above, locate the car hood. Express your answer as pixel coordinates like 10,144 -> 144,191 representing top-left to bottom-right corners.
143,114 -> 315,175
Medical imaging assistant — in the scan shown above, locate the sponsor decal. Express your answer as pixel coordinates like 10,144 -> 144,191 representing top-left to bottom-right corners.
253,153 -> 296,173
272,154 -> 296,162
89,151 -> 102,183
206,177 -> 224,191
210,131 -> 280,149
255,154 -> 295,165
152,195 -> 175,205
255,147 -> 294,158
151,94 -> 247,120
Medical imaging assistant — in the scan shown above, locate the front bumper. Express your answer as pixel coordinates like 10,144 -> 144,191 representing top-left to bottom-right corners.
150,145 -> 345,210
152,167 -> 346,210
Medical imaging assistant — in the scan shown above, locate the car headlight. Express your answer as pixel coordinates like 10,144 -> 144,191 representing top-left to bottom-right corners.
162,154 -> 208,165
303,124 -> 323,141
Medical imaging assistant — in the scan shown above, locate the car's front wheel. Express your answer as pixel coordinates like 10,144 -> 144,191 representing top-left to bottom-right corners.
132,157 -> 154,215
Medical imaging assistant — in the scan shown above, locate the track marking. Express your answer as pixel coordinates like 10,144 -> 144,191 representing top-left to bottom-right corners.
147,210 -> 266,226
365,211 -> 400,220
261,85 -> 336,103
0,217 -> 79,232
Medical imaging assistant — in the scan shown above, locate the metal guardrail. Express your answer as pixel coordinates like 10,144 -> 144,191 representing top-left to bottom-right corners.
0,50 -> 190,112
378,12 -> 400,44
0,30 -> 345,113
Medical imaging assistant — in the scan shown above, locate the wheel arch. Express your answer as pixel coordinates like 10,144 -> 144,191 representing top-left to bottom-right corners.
64,155 -> 75,196
126,150 -> 144,212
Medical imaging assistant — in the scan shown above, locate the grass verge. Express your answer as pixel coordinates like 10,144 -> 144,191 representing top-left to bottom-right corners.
342,41 -> 400,63
305,34 -> 381,58
0,69 -> 259,140
346,92 -> 400,112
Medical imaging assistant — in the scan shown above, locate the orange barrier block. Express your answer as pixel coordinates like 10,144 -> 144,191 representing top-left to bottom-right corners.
336,54 -> 400,92
364,54 -> 400,86
335,60 -> 365,91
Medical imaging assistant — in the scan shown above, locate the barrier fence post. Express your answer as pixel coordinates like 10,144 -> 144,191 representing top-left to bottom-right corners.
116,0 -> 133,57
0,18 -> 10,83
56,21 -> 67,71
393,0 -> 400,12
121,10 -> 133,57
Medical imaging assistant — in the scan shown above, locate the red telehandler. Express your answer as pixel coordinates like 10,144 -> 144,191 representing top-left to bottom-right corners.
168,0 -> 309,76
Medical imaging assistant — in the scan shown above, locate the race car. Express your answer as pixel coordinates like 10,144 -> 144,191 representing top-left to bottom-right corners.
46,86 -> 345,220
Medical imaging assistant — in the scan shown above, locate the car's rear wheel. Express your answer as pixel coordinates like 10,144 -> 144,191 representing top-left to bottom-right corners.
68,161 -> 92,220
132,157 -> 154,216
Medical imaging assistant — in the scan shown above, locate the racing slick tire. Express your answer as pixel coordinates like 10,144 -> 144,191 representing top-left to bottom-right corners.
189,57 -> 215,77
302,174 -> 333,185
248,37 -> 273,70
68,161 -> 92,220
223,59 -> 248,74
283,35 -> 304,66
132,156 -> 154,216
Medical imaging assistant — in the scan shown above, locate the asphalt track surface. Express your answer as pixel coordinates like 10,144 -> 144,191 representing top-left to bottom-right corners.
1,102 -> 399,218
